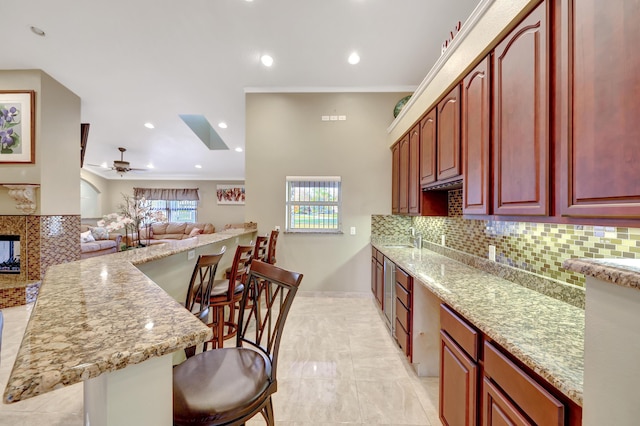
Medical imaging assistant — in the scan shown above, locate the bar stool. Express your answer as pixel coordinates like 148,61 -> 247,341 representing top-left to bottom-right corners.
173,260 -> 304,426
201,244 -> 254,350
184,247 -> 226,355
253,234 -> 269,263
266,229 -> 279,264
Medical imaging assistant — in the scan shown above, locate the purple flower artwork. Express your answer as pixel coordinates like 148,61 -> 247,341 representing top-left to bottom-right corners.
0,91 -> 35,163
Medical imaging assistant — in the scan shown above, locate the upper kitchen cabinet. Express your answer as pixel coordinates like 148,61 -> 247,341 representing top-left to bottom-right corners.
462,55 -> 491,215
391,142 -> 400,214
558,0 -> 640,218
493,1 -> 549,216
420,108 -> 437,187
398,134 -> 410,214
408,123 -> 421,215
436,84 -> 462,183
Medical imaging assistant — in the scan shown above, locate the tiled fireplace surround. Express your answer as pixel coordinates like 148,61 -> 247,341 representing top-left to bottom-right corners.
372,189 -> 640,309
0,215 -> 80,308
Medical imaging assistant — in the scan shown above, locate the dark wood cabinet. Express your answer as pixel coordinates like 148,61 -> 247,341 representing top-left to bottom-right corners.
462,55 -> 491,215
394,267 -> 412,359
437,84 -> 462,182
408,124 -> 421,214
493,1 -> 549,216
440,305 -> 479,426
371,248 -> 384,308
483,341 -> 564,426
391,142 -> 400,214
557,0 -> 640,218
420,108 -> 437,186
398,135 -> 410,214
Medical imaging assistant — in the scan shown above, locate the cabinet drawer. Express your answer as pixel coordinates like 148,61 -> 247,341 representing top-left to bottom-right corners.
395,267 -> 411,291
395,318 -> 410,357
395,282 -> 410,308
376,251 -> 384,264
440,304 -> 479,361
395,297 -> 410,332
484,341 -> 564,426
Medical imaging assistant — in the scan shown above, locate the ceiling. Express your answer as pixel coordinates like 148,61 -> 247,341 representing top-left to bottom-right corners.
2,0 -> 480,180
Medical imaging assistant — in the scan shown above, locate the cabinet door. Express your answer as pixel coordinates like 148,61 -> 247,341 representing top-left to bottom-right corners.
440,330 -> 478,426
420,109 -> 437,186
463,56 -> 491,215
482,378 -> 531,426
375,259 -> 384,307
371,254 -> 376,298
409,124 -> 421,214
558,0 -> 640,217
493,2 -> 549,215
399,134 -> 410,214
437,84 -> 462,181
391,142 -> 400,214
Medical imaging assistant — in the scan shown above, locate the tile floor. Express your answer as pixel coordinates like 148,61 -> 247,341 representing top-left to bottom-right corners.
0,295 -> 442,426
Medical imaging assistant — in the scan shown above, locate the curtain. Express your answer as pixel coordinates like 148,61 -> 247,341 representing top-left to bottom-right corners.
133,187 -> 200,201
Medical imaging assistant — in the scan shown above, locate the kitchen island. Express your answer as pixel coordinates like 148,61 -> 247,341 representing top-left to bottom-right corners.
2,228 -> 255,426
372,242 -> 584,416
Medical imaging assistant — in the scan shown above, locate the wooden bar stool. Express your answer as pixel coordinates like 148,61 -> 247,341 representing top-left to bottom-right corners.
266,229 -> 279,264
173,260 -> 304,426
202,244 -> 254,350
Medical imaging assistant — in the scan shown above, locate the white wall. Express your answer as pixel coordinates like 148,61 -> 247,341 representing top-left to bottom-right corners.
0,70 -> 80,215
245,92 -> 405,293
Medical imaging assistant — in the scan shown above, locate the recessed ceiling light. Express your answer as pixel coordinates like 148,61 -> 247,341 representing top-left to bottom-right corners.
144,122 -> 155,129
100,162 -> 108,168
218,122 -> 228,129
348,52 -> 360,65
195,164 -> 202,169
146,163 -> 155,169
30,26 -> 45,37
235,147 -> 243,152
261,55 -> 274,67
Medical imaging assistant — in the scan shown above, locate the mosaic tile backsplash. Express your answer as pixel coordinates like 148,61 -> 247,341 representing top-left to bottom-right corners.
372,189 -> 640,292
371,190 -> 640,306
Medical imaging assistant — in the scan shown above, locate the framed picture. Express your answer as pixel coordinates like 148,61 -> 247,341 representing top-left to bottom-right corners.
0,90 -> 36,164
216,184 -> 245,205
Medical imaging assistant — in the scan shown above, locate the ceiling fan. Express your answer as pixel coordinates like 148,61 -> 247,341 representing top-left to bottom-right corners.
89,147 -> 147,175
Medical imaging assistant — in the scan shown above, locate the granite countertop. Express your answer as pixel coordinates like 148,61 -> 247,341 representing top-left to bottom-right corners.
372,243 -> 584,406
3,228 -> 254,404
563,257 -> 640,290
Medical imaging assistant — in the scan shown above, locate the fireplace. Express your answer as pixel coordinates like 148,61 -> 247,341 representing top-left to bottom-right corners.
0,235 -> 20,274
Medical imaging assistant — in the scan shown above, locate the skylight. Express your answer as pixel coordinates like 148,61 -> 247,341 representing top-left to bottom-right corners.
179,114 -> 229,150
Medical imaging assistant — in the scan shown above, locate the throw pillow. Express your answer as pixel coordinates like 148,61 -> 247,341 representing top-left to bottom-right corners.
81,230 -> 95,243
90,227 -> 109,241
188,227 -> 202,237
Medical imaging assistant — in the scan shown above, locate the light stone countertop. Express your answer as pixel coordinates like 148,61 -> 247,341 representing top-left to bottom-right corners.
3,228 -> 254,404
373,243 -> 584,406
563,257 -> 640,290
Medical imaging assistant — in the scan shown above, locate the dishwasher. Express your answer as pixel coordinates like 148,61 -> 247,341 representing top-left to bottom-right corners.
383,257 -> 395,334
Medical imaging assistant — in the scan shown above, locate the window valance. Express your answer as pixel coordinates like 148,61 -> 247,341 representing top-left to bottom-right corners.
133,187 -> 200,201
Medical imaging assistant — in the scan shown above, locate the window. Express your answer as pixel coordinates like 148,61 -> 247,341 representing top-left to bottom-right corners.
286,176 -> 341,233
148,200 -> 198,223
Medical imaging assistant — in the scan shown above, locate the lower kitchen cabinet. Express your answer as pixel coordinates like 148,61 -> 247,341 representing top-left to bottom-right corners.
440,305 -> 479,426
371,247 -> 383,307
483,341 -> 564,426
394,267 -> 412,359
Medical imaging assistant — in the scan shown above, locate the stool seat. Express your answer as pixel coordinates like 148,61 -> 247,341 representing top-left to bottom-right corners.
173,348 -> 272,425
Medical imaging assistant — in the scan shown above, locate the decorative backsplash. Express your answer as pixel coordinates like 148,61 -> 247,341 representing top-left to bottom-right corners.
372,189 -> 640,308
0,215 -> 80,308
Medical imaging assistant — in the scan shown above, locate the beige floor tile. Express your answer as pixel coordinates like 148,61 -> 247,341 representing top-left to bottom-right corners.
0,294 -> 442,425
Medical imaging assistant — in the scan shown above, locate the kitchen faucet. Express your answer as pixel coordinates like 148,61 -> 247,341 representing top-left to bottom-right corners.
408,227 -> 422,249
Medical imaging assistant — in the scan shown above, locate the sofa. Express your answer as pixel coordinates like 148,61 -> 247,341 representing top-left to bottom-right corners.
80,224 -> 123,259
128,222 -> 215,246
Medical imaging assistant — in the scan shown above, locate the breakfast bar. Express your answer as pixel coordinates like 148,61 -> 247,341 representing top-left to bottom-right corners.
2,228 -> 255,426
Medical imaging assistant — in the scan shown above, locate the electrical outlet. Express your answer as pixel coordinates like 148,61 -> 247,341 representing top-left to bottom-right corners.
350,226 -> 356,235
275,225 -> 281,231
489,245 -> 496,261
441,235 -> 446,246
187,250 -> 195,260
